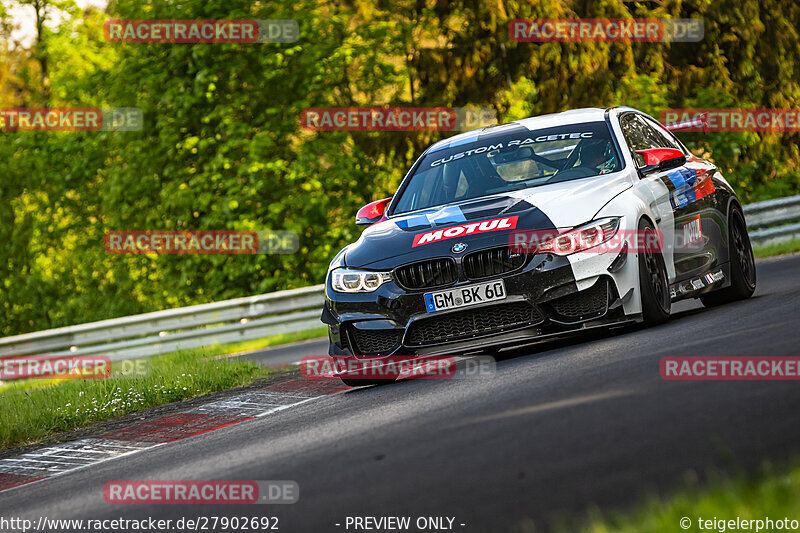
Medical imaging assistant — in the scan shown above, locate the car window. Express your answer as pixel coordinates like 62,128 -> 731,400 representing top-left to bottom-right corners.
392,121 -> 623,215
641,116 -> 683,152
620,114 -> 681,167
455,172 -> 469,197
397,164 -> 439,211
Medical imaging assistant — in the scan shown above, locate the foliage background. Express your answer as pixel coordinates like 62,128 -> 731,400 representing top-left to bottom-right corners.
1,0 -> 798,335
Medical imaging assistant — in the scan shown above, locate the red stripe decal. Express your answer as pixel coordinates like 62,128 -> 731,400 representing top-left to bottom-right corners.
695,171 -> 716,200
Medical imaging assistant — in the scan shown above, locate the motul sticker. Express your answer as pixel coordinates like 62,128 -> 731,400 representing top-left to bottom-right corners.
412,216 -> 518,247
683,217 -> 702,245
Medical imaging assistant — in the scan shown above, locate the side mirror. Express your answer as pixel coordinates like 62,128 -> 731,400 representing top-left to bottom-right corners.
636,148 -> 687,175
356,197 -> 392,226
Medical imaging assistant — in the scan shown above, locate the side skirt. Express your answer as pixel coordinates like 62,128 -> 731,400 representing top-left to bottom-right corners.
670,262 -> 732,302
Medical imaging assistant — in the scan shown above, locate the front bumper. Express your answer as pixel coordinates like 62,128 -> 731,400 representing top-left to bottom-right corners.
323,251 -> 639,357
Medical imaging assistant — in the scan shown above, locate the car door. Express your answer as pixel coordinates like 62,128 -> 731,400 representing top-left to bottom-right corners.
620,113 -> 720,284
637,116 -> 720,281
619,112 -> 679,282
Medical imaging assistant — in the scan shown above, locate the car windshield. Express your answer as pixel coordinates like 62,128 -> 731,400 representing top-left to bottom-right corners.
392,121 -> 622,215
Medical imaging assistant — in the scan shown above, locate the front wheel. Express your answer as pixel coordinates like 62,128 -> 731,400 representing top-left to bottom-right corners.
700,207 -> 756,307
638,219 -> 671,326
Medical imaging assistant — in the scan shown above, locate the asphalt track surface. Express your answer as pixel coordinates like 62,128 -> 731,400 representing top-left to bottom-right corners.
2,254 -> 800,532
245,337 -> 330,366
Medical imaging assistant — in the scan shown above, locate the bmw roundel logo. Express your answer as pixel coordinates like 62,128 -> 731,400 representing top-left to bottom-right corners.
451,242 -> 468,253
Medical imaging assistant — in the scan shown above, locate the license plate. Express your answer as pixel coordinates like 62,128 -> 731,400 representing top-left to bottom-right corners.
424,280 -> 506,312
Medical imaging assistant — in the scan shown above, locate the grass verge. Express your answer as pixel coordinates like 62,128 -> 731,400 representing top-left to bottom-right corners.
0,347 -> 271,449
0,327 -> 328,450
753,238 -> 800,258
515,463 -> 800,532
216,326 -> 327,355
0,327 -> 327,396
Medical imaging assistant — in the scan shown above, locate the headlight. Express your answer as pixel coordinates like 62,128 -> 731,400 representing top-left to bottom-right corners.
331,268 -> 392,293
537,217 -> 620,256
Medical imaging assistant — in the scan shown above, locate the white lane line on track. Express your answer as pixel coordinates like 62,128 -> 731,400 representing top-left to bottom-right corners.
194,391 -> 313,417
1,457 -> 93,466
0,384 -> 346,494
0,438 -> 151,476
455,388 -> 639,426
254,396 -> 319,417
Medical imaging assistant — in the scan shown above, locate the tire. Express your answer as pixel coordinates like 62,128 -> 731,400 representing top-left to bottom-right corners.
700,207 -> 756,307
638,219 -> 671,325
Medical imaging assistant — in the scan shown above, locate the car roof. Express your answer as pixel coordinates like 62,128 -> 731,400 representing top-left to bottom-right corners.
426,107 -> 613,154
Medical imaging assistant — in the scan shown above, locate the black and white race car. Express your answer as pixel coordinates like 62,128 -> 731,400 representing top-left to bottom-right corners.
321,107 -> 756,384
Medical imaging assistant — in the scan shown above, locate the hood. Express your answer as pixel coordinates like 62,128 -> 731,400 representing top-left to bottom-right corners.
344,172 -> 632,269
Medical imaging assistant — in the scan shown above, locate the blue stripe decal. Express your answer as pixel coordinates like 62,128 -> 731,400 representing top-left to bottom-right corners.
427,140 -> 451,153
395,214 -> 430,229
427,205 -> 466,225
667,167 -> 698,208
424,293 -> 436,312
445,131 -> 482,149
395,206 -> 466,229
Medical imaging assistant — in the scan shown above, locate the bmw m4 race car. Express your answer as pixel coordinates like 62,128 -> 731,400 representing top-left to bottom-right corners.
321,107 -> 756,385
